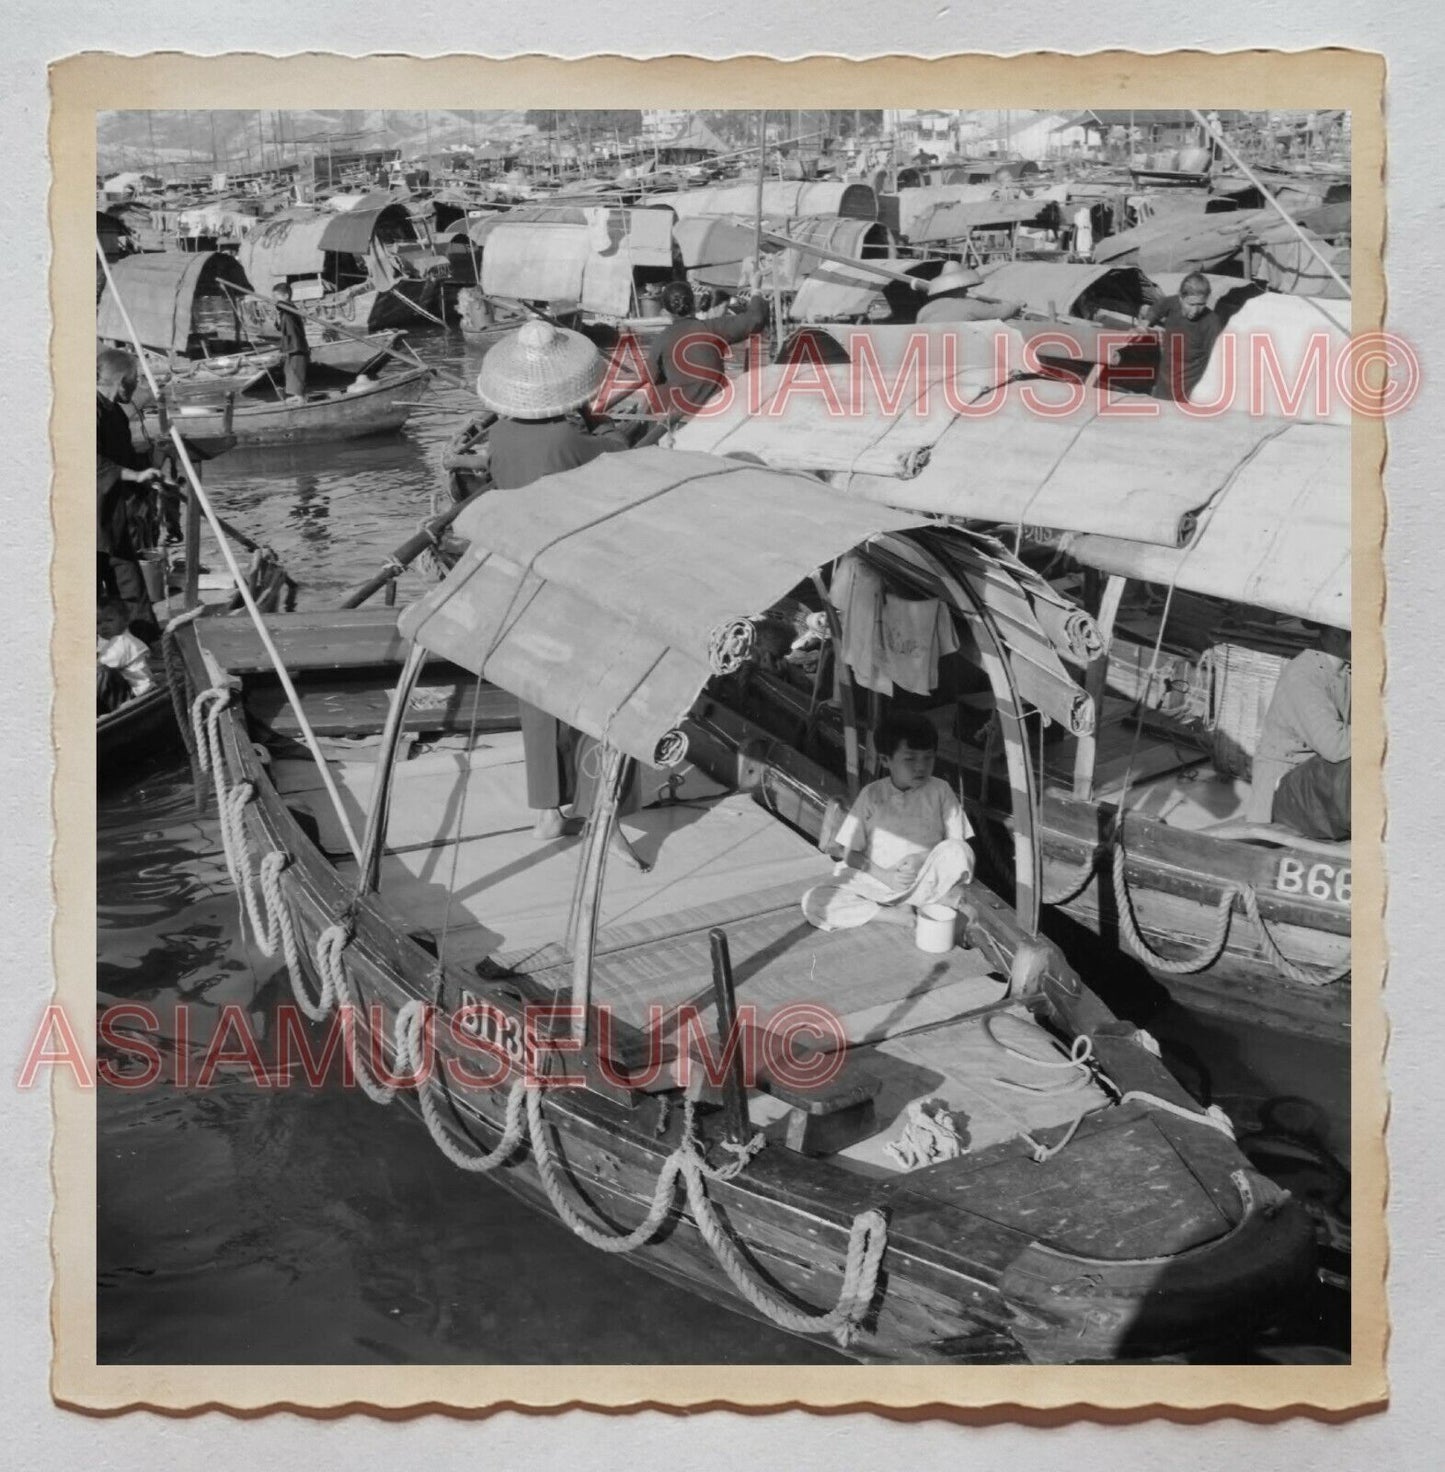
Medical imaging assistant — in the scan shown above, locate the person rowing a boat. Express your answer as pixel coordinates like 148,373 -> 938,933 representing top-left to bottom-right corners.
474,317 -> 649,871
96,347 -> 164,639
273,282 -> 311,402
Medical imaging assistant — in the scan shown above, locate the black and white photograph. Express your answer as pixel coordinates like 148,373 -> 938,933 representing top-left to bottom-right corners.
58,50 -> 1389,1414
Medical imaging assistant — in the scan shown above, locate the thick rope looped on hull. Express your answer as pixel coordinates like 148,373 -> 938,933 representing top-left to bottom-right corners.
1111,840 -> 1240,976
394,1001 -> 527,1172
187,692 -> 888,1347
1238,883 -> 1353,986
189,686 -> 326,1018
524,1087 -> 887,1348
314,923 -> 398,1105
1041,851 -> 1099,908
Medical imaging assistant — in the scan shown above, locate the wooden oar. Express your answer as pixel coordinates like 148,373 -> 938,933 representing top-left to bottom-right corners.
218,280 -> 468,390
337,489 -> 487,608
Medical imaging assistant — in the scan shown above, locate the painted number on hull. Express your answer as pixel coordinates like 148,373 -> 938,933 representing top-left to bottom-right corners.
1275,857 -> 1351,905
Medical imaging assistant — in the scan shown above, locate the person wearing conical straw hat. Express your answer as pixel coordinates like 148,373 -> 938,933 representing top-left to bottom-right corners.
477,316 -> 634,490
475,316 -> 648,870
914,260 -> 1023,324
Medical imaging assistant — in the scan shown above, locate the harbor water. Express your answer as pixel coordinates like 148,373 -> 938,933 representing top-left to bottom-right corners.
97,325 -> 1351,1365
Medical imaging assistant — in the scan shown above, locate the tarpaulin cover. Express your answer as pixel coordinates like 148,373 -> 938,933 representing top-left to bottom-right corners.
1188,291 -> 1351,425
677,347 -> 1339,552
96,249 -> 251,353
975,261 -> 1155,319
239,210 -> 334,293
397,450 -> 922,766
652,180 -> 878,222
1062,420 -> 1350,628
909,196 -> 1053,244
887,183 -> 996,241
318,200 -> 415,255
479,208 -> 675,316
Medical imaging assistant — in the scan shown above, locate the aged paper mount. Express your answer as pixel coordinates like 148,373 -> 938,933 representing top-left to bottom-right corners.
54,49 -> 1387,1418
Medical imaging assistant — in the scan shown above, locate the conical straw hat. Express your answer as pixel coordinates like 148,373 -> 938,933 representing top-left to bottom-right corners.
927,260 -> 984,297
475,317 -> 605,419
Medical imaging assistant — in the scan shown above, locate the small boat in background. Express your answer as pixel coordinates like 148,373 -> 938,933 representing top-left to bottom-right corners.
147,362 -> 435,448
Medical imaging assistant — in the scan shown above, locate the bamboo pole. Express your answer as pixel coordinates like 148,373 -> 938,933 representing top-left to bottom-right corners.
1189,107 -> 1352,299
97,240 -> 365,862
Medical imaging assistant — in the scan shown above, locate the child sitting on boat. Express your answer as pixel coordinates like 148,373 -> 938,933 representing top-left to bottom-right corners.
96,600 -> 154,714
803,712 -> 974,931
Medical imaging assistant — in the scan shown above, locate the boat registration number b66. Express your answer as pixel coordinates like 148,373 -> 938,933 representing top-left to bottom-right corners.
1274,857 -> 1351,905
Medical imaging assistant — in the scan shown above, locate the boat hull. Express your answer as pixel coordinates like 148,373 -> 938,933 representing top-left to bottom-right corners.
1034,793 -> 1350,1042
153,366 -> 433,447
176,621 -> 1317,1365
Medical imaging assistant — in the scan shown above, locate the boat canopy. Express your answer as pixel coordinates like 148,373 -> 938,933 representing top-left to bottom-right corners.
96,249 -> 251,355
1061,420 -> 1349,628
653,180 -> 878,222
909,196 -> 1054,244
675,348 -> 1347,554
477,205 -> 675,316
239,209 -> 334,292
975,261 -> 1157,320
317,197 -> 417,255
398,451 -> 923,768
882,183 -> 997,241
240,201 -> 419,292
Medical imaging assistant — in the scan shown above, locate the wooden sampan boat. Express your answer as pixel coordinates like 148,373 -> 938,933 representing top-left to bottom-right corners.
147,363 -> 435,448
671,333 -> 1355,1042
177,452 -> 1313,1364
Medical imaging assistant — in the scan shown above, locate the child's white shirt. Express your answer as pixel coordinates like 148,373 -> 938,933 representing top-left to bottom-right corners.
833,775 -> 970,873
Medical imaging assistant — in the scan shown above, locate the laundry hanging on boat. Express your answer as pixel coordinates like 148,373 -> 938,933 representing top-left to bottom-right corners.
880,592 -> 960,695
829,553 -> 959,696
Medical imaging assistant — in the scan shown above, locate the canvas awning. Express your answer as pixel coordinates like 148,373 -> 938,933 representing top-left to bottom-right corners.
397,451 -> 926,767
676,349 -> 1343,552
478,207 -> 675,317
96,249 -> 251,354
974,261 -> 1155,319
1093,210 -> 1260,272
653,180 -> 878,222
318,199 -> 414,254
909,196 -> 1053,244
239,209 -> 333,293
1060,421 -> 1349,628
884,183 -> 996,241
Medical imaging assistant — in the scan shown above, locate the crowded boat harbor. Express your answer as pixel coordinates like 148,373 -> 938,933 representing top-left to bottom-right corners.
96,107 -> 1354,1366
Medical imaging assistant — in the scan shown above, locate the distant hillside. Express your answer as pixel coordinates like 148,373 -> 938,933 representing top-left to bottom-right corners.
96,109 -> 532,174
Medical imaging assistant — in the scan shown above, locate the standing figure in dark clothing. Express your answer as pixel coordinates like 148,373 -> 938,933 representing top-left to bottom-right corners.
646,277 -> 769,418
475,317 -> 647,869
478,317 -> 634,489
1144,270 -> 1224,402
96,348 -> 163,634
273,282 -> 310,401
